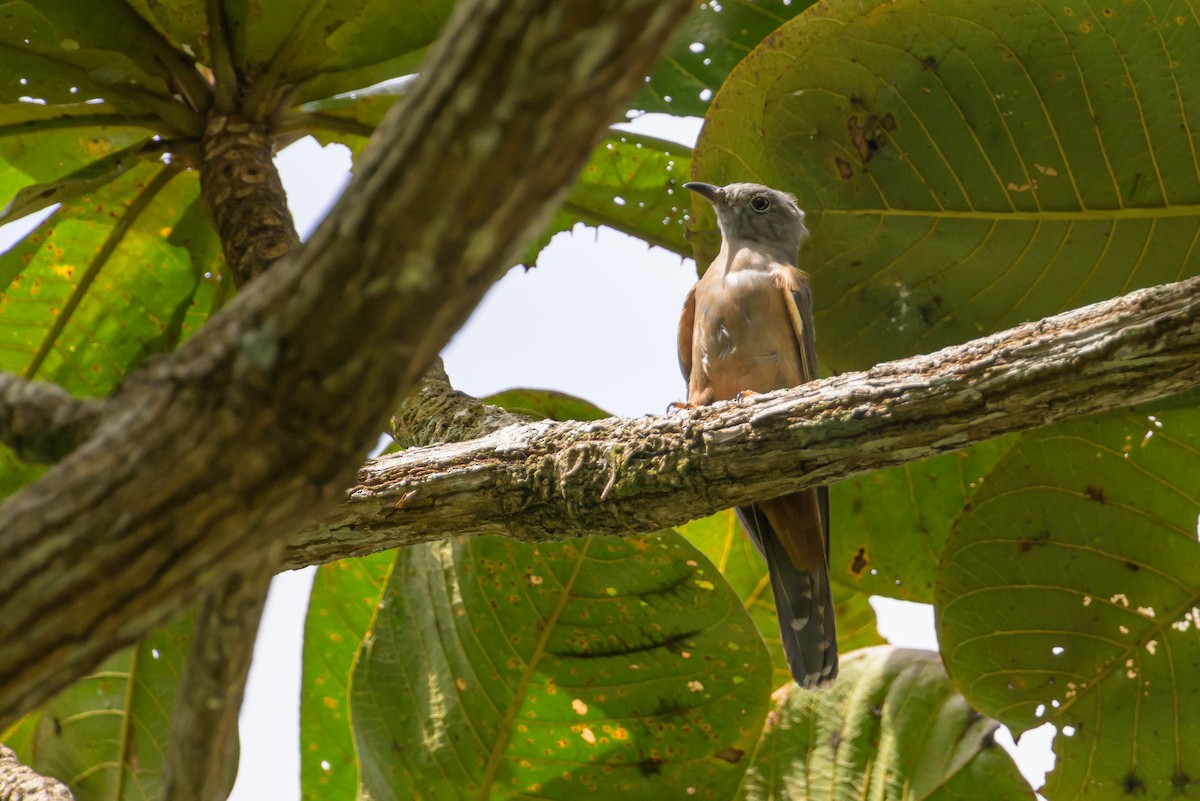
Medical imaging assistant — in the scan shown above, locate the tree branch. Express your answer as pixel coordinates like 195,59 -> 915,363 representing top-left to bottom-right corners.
0,745 -> 72,801
284,273 -> 1200,569
0,375 -> 101,464
390,358 -> 523,448
0,0 -> 694,727
160,540 -> 283,801
200,115 -> 299,286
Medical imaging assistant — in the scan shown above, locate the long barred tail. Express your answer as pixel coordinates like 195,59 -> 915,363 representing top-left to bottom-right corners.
736,502 -> 838,688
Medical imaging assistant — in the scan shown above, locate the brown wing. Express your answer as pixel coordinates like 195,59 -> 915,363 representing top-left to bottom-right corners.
782,280 -> 818,384
677,284 -> 697,387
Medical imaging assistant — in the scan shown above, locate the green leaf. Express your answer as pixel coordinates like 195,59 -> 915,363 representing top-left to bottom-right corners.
525,131 -> 693,267
0,103 -> 149,204
351,532 -> 772,801
0,137 -> 160,224
0,165 -> 211,396
0,2 -> 171,110
294,117 -> 694,266
299,82 -> 407,157
5,612 -> 196,801
23,0 -> 187,86
122,0 -> 208,68
0,445 -> 41,499
736,647 -> 1033,801
937,411 -> 1200,798
300,551 -> 394,801
221,0 -> 454,104
483,388 -> 610,423
678,509 -> 883,689
633,0 -> 814,117
830,437 -> 1018,602
692,0 -> 1200,373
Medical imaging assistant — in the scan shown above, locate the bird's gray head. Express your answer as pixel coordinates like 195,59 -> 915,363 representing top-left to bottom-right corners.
684,181 -> 808,257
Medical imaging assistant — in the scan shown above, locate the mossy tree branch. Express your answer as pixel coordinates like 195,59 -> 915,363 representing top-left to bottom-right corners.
285,273 -> 1200,568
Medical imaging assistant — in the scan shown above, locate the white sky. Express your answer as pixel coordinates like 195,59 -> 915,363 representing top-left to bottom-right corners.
0,114 -> 1055,799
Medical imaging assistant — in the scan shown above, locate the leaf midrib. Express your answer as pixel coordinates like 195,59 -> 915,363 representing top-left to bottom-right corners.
474,537 -> 594,799
821,205 -> 1200,221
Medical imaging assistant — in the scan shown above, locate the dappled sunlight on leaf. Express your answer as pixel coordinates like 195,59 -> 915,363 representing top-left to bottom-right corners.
351,533 -> 771,801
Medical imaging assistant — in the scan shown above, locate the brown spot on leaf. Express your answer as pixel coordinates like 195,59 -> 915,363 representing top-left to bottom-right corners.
714,747 -> 744,764
1123,772 -> 1144,795
1019,528 -> 1051,552
850,547 -> 869,575
922,55 -> 938,70
638,757 -> 664,776
1085,485 -> 1107,503
847,113 -> 892,163
835,157 -> 853,179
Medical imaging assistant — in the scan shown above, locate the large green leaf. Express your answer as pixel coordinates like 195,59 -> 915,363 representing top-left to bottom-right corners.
0,166 -> 211,396
633,1 -> 815,118
736,647 -> 1033,800
692,0 -> 1200,371
0,103 -> 148,204
2,613 -> 196,801
531,132 -> 692,265
302,389 -> 611,801
937,411 -> 1200,799
306,111 -> 696,267
0,137 -> 162,225
678,509 -> 884,689
300,551 -> 394,801
0,2 -> 171,110
830,436 -> 1018,602
351,532 -> 772,801
23,0 -> 188,86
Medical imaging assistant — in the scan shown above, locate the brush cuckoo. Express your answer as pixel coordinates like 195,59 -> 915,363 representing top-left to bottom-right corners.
677,180 -> 836,688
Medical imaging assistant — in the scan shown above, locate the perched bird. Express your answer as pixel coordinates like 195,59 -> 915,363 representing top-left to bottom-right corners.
677,181 -> 836,688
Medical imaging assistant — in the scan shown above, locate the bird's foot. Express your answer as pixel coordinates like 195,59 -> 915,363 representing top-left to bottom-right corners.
734,390 -> 758,404
666,401 -> 696,413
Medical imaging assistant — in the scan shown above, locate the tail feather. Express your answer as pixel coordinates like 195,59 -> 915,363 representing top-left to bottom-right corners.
736,501 -> 838,688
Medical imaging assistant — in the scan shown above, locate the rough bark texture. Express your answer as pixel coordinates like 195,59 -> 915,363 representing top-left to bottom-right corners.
200,116 -> 299,286
0,376 -> 100,464
160,540 -> 282,801
0,0 -> 694,727
284,273 -> 1200,569
0,746 -> 72,801
391,358 -> 523,448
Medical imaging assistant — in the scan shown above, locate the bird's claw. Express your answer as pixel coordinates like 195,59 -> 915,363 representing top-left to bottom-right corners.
666,401 -> 696,413
734,390 -> 757,404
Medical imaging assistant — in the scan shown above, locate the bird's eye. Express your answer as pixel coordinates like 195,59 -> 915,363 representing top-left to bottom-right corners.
750,196 -> 771,212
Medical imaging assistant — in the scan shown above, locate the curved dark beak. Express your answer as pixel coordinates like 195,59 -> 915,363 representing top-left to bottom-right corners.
683,181 -> 725,205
